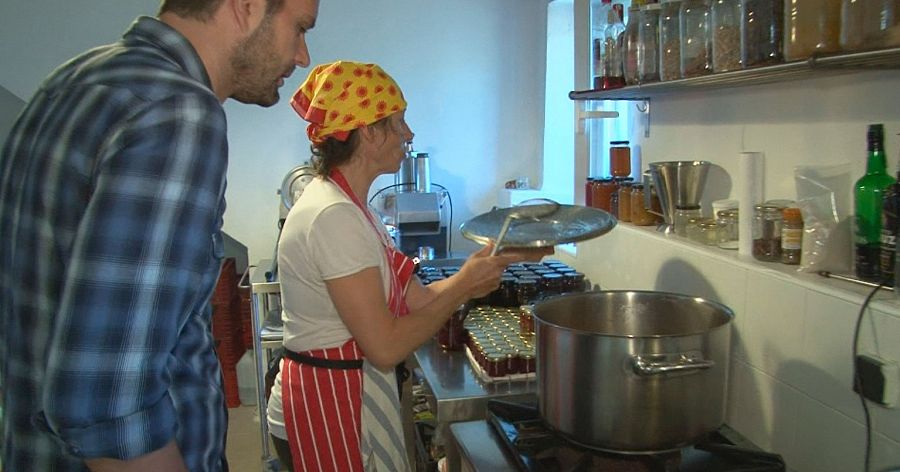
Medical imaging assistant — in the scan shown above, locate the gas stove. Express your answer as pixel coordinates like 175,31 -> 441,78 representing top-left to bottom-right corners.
482,399 -> 785,472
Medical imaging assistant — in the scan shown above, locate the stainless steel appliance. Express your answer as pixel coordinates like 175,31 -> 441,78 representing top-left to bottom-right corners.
380,146 -> 449,258
533,290 -> 733,453
644,160 -> 711,234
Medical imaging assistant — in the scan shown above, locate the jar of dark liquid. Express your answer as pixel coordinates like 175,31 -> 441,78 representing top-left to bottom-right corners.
437,304 -> 468,350
539,273 -> 564,297
515,278 -> 539,306
562,272 -> 587,293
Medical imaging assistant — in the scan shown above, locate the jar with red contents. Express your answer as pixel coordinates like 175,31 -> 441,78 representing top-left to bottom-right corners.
591,178 -> 617,212
436,304 -> 468,350
518,305 -> 535,335
584,177 -> 595,207
609,141 -> 631,177
485,351 -> 508,377
520,351 -> 536,374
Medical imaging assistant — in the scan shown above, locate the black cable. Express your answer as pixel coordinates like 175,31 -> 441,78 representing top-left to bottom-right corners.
852,280 -> 888,472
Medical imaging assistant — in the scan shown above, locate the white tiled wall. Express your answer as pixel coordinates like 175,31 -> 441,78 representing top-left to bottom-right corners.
558,224 -> 900,472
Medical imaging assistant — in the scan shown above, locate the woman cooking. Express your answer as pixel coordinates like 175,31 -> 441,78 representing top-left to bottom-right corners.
268,60 -> 552,472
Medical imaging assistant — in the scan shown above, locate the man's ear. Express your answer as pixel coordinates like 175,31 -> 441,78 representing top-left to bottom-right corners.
225,0 -> 266,35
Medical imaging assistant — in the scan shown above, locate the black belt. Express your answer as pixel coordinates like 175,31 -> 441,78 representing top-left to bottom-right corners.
283,349 -> 364,370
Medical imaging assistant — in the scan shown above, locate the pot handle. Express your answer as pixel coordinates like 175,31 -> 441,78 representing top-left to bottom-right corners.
631,353 -> 714,376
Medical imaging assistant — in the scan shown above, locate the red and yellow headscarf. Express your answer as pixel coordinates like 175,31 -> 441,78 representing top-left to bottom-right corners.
291,61 -> 407,144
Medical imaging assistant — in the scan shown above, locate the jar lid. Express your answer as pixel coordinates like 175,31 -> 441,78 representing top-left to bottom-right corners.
782,207 -> 803,221
641,2 -> 662,10
754,203 -> 785,212
696,218 -> 718,229
632,183 -> 645,189
610,140 -> 630,146
716,209 -> 738,218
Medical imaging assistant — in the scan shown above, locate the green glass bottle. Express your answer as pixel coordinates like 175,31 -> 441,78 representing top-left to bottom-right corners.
855,124 -> 895,281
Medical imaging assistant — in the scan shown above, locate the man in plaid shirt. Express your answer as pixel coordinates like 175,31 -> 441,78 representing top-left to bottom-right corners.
0,0 -> 319,470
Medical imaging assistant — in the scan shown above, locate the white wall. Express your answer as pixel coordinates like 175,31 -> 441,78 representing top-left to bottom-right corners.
0,0 -> 549,262
559,70 -> 900,471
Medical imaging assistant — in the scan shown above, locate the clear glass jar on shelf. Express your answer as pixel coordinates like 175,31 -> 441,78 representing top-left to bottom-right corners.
752,204 -> 785,261
680,0 -> 713,78
660,0 -> 684,81
716,208 -> 739,250
741,0 -> 783,68
687,218 -> 720,245
783,0 -> 841,61
674,207 -> 702,237
624,5 -> 642,85
639,3 -> 662,83
711,0 -> 741,72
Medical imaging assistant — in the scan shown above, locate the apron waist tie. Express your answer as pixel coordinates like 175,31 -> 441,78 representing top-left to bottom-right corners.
284,349 -> 364,370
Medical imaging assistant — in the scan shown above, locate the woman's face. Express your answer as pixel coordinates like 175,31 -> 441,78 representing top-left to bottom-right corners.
374,111 -> 414,174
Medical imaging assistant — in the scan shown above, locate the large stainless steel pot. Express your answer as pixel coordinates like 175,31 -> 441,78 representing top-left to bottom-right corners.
533,290 -> 734,453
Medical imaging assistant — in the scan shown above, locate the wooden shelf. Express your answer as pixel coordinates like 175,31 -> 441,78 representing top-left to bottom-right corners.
569,47 -> 900,101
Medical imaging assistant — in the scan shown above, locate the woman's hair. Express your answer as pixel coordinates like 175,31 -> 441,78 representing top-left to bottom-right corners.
310,118 -> 392,177
159,0 -> 284,20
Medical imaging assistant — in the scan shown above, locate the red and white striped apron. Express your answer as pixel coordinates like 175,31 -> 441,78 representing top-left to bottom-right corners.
282,169 -> 414,472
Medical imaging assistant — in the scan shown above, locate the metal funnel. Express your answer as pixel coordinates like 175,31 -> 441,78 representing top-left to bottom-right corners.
649,161 -> 711,232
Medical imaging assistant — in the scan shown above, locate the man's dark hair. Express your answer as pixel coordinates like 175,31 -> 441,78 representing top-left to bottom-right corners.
159,0 -> 285,21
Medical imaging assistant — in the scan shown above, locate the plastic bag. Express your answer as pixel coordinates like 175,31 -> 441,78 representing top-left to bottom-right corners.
793,164 -> 854,273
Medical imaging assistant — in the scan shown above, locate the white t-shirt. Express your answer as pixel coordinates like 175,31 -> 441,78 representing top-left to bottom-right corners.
268,177 -> 393,439
277,176 -> 392,352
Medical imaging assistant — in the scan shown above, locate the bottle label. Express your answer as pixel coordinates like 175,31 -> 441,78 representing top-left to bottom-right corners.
855,244 -> 881,281
782,228 -> 802,250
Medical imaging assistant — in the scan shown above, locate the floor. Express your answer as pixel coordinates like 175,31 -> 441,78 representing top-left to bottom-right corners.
226,404 -> 283,472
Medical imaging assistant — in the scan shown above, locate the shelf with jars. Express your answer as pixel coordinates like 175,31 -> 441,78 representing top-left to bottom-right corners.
570,45 -> 900,101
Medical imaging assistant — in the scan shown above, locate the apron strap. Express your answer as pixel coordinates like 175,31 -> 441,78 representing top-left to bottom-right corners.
283,349 -> 363,370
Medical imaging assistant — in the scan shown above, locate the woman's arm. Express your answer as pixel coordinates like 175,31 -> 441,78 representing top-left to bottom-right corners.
327,245 -> 552,370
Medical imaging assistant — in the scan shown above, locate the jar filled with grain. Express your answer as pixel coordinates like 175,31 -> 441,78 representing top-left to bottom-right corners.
783,0 -> 841,61
638,2 -> 662,83
741,0 -> 783,68
679,0 -> 713,78
660,0 -> 684,81
752,204 -> 785,261
711,0 -> 741,72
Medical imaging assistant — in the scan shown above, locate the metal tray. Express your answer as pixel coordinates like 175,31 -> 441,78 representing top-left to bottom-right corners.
460,204 -> 616,249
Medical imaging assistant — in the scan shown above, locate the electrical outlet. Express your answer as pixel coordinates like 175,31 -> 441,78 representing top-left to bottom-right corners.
855,354 -> 900,408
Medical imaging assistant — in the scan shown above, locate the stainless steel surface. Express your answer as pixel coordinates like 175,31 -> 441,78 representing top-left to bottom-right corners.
488,199 -> 561,256
451,421 -> 519,472
279,165 -> 316,212
533,290 -> 733,453
414,339 -> 537,422
249,261 -> 283,471
414,152 -> 431,193
649,161 -> 710,232
569,47 -> 900,100
413,339 -> 536,472
461,204 -> 616,249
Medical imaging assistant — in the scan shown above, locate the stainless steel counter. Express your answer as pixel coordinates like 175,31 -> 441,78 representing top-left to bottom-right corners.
450,421 -> 519,472
413,338 -> 537,423
412,338 -> 536,472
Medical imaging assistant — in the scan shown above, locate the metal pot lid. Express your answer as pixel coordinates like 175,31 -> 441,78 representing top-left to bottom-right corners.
460,204 -> 616,249
279,164 -> 316,211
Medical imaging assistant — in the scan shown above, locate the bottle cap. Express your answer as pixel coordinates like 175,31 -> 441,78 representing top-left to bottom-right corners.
782,207 -> 803,222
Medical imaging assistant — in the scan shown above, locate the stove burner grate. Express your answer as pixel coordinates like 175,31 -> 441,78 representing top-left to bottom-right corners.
486,400 -> 785,472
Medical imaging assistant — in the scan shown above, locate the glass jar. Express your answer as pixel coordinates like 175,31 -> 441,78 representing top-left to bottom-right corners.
716,208 -> 739,249
711,0 -> 742,72
515,278 -> 539,306
437,304 -> 468,350
752,204 -> 785,261
674,206 -> 703,237
610,141 -> 632,177
741,0 -> 784,68
539,273 -> 564,296
781,207 -> 803,264
841,0 -> 900,50
687,218 -> 720,245
631,183 -> 658,226
624,5 -> 642,85
660,0 -> 684,81
639,3 -> 662,83
562,272 -> 587,292
485,351 -> 508,377
591,178 -> 617,212
680,0 -> 713,78
783,0 -> 841,61
617,180 -> 634,222
518,305 -> 535,335
584,177 -> 595,207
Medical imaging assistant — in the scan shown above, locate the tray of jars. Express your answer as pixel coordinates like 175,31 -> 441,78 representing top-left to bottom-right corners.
462,306 -> 536,383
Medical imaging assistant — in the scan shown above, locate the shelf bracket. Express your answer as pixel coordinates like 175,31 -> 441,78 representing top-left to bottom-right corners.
636,99 -> 651,138
575,101 -> 619,135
